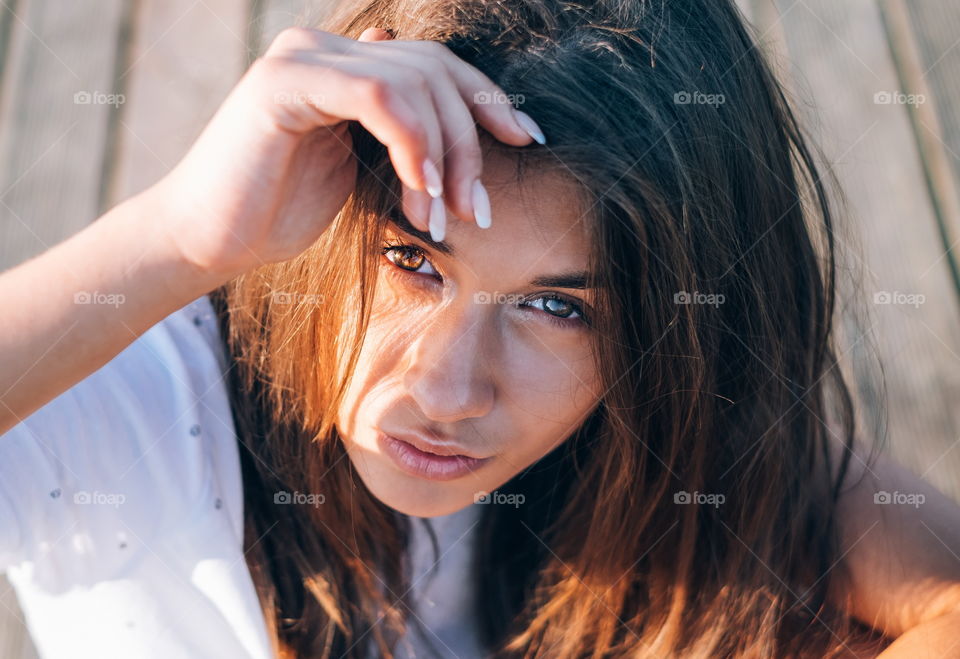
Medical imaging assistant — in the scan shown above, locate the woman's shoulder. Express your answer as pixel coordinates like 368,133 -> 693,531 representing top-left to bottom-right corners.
0,294 -> 243,570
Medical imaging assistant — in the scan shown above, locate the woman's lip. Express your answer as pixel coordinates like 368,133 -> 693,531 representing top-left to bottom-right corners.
377,432 -> 492,481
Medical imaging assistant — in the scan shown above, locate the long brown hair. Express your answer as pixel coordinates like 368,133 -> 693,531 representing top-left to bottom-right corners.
209,0 -> 889,656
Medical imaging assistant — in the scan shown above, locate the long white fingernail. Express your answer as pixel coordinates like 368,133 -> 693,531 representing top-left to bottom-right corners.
422,158 -> 444,197
429,196 -> 446,241
514,110 -> 546,145
472,179 -> 491,229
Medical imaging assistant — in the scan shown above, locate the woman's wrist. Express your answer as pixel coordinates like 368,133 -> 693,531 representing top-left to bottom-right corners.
126,178 -> 250,294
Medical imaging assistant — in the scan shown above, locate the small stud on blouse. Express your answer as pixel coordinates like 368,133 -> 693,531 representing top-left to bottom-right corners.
190,424 -> 201,437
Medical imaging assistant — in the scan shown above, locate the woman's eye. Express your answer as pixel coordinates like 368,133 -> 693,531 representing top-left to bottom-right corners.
381,242 -> 439,278
380,239 -> 588,329
521,294 -> 588,328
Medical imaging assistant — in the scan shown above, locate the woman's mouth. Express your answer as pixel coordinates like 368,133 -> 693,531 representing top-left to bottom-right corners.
377,432 -> 492,481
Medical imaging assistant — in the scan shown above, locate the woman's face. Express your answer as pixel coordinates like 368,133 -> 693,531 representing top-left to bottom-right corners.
337,150 -> 603,517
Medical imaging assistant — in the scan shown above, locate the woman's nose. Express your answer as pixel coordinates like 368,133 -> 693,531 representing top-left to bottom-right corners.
402,305 -> 495,423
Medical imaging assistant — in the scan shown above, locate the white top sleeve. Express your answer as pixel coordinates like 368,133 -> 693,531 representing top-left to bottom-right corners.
0,295 -> 271,659
0,294 -> 239,572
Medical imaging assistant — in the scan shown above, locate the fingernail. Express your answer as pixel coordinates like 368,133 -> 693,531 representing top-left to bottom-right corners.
514,110 -> 546,145
422,158 -> 444,197
429,196 -> 446,241
472,179 -> 491,229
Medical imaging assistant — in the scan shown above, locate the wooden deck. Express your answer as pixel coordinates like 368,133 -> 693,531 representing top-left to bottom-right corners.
0,0 -> 958,654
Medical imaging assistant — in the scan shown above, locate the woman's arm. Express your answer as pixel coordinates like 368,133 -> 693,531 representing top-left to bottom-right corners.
876,611 -> 960,658
827,440 -> 960,655
0,188 -> 220,435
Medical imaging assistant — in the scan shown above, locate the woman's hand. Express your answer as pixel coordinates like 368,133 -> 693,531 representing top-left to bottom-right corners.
0,26 -> 543,434
155,25 -> 544,282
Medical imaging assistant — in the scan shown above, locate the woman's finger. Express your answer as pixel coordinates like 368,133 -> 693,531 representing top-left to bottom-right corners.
357,27 -> 433,233
386,49 -> 486,230
365,39 -> 546,149
402,184 -> 432,233
255,54 -> 446,215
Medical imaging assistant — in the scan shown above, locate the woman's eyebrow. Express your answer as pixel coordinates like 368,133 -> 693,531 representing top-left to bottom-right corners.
386,210 -> 594,290
528,272 -> 591,289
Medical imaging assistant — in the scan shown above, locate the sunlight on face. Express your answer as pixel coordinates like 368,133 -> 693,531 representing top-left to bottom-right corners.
336,149 -> 603,517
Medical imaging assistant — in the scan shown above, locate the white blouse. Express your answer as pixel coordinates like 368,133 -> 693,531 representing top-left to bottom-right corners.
0,294 -> 484,659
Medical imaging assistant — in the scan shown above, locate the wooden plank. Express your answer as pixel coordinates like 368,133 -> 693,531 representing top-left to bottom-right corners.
886,0 -> 960,295
249,0 -> 333,58
107,0 -> 248,205
251,0 -> 306,57
0,0 -> 127,271
0,4 -> 34,657
0,1 -> 129,654
733,0 -> 754,26
0,0 -> 21,94
763,0 -> 960,499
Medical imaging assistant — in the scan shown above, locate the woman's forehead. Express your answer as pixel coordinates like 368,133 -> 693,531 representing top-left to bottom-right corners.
468,147 -> 591,245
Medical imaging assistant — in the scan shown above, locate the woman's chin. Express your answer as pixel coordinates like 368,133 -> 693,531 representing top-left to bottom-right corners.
345,447 -> 481,518
383,492 -> 474,518
367,478 -> 477,518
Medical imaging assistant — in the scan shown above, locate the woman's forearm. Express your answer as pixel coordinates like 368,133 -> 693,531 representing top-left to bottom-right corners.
876,611 -> 960,658
0,187 -> 225,435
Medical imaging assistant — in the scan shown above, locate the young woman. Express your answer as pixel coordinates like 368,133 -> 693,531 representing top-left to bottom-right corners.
1,0 -> 958,657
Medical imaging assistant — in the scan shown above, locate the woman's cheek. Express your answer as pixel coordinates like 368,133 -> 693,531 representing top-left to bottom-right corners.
501,336 -> 601,419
